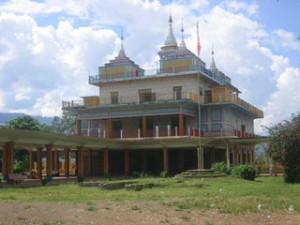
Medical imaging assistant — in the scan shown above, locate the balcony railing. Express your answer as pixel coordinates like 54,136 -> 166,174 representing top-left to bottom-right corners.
209,93 -> 263,118
80,126 -> 256,139
63,91 -> 203,110
89,65 -> 230,86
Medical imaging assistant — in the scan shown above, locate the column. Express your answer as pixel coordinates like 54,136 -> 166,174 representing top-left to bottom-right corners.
179,113 -> 184,136
108,118 -> 113,138
249,146 -> 254,164
45,144 -> 53,181
226,143 -> 230,169
76,119 -> 81,135
232,145 -> 237,166
103,148 -> 109,174
29,150 -> 33,173
2,143 -> 8,181
163,146 -> 169,173
142,116 -> 147,137
88,150 -> 92,176
245,147 -> 249,164
77,146 -> 84,176
239,149 -> 243,165
197,147 -> 204,170
64,148 -> 70,177
37,147 -> 43,179
52,149 -> 59,175
124,150 -> 129,176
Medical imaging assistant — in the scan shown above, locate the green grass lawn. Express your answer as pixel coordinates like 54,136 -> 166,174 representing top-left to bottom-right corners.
1,176 -> 299,214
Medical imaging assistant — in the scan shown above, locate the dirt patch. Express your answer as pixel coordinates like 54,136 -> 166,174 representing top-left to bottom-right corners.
0,201 -> 299,225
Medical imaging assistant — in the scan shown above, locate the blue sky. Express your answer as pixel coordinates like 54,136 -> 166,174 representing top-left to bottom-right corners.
0,0 -> 299,134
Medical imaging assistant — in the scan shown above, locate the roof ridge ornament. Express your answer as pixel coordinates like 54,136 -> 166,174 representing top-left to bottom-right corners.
118,26 -> 127,58
210,43 -> 218,74
179,18 -> 186,49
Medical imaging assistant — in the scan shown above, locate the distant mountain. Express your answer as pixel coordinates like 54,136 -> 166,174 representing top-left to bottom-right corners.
0,112 -> 53,125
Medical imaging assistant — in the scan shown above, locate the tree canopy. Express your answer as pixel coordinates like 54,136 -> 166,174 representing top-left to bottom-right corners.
5,114 -> 47,131
266,113 -> 300,183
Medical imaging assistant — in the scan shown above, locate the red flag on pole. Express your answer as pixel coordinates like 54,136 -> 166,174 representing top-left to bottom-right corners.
197,22 -> 201,66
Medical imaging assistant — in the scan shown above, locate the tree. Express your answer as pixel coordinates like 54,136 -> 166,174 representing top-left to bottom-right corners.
265,113 -> 300,183
6,115 -> 48,131
50,115 -> 76,134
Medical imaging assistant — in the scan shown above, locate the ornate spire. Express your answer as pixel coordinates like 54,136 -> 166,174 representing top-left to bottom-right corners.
118,27 -> 127,58
163,15 -> 178,47
179,19 -> 186,49
210,43 -> 218,74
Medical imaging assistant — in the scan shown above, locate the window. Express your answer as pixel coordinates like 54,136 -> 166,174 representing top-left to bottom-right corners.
81,120 -> 88,129
111,92 -> 119,104
90,121 -> 98,128
139,89 -> 155,103
212,109 -> 222,121
212,123 -> 222,132
201,110 -> 207,121
199,87 -> 203,96
173,86 -> 182,100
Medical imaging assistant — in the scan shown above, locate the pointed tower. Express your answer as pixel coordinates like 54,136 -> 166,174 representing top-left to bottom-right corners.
179,19 -> 186,49
98,28 -> 144,80
162,15 -> 178,51
210,44 -> 218,74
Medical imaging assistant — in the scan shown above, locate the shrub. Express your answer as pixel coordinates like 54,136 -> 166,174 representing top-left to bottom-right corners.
41,177 -> 48,186
232,164 -> 256,181
211,161 -> 230,174
77,175 -> 84,183
160,170 -> 169,178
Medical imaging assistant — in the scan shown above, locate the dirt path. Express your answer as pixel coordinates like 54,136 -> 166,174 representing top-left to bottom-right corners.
0,201 -> 299,225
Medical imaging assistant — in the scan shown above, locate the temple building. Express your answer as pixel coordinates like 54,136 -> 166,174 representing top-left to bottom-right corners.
62,15 -> 263,176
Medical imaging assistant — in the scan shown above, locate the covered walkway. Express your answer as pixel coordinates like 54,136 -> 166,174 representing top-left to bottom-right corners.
0,128 -> 268,181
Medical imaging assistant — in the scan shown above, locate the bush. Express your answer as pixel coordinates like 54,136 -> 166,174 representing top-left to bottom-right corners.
160,170 -> 169,178
211,162 -> 230,174
232,164 -> 256,181
41,177 -> 48,186
77,175 -> 84,183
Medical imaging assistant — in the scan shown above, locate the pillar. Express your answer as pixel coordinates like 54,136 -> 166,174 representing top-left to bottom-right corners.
142,116 -> 147,137
239,149 -> 243,165
45,144 -> 53,181
29,150 -> 33,173
2,144 -> 7,180
226,143 -> 230,169
76,119 -> 81,135
88,150 -> 92,176
232,145 -> 237,166
163,146 -> 169,173
37,147 -> 43,179
52,149 -> 59,174
64,148 -> 70,177
124,150 -> 129,176
249,146 -> 254,164
103,148 -> 109,174
245,148 -> 249,164
108,118 -> 113,138
77,146 -> 84,176
179,113 -> 184,136
197,147 -> 204,170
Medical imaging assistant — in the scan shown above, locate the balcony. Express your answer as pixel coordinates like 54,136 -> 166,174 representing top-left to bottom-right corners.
89,65 -> 230,86
62,96 -> 100,110
63,91 -> 203,110
205,87 -> 264,118
80,126 -> 257,139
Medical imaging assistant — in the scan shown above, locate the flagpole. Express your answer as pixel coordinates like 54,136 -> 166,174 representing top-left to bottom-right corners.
196,22 -> 203,170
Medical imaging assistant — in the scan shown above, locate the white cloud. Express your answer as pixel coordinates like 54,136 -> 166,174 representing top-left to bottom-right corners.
274,29 -> 300,52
